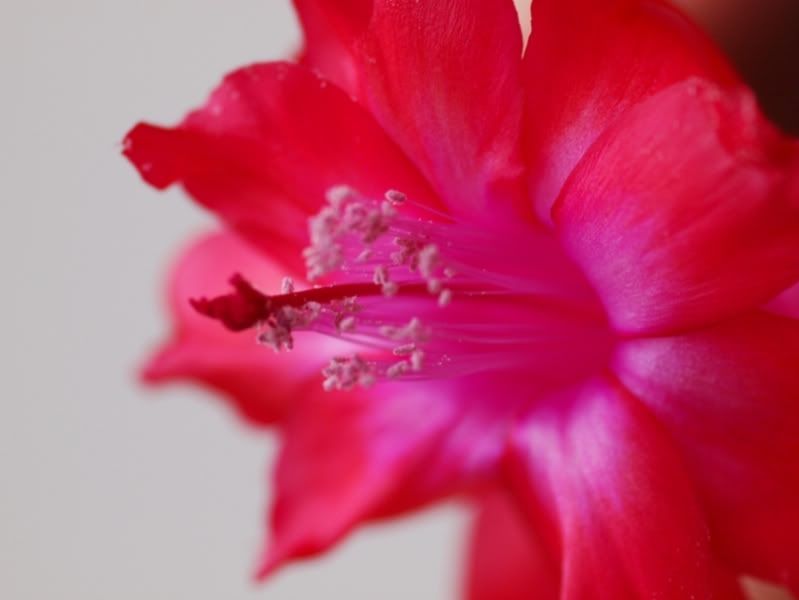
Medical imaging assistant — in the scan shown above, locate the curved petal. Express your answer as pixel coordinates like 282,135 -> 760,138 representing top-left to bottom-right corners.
143,231 -> 323,426
355,0 -> 529,218
554,79 -> 799,335
256,383 -> 453,578
613,311 -> 799,591
258,373 -> 530,577
505,376 -> 720,599
465,490 -> 559,600
124,62 -> 442,272
293,0 -> 371,96
523,0 -> 739,220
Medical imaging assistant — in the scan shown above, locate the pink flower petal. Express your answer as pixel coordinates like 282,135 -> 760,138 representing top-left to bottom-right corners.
256,385 -> 453,577
258,373 -> 536,577
523,0 -> 738,221
505,376 -> 722,599
555,79 -> 799,334
293,0 -> 371,96
124,62 -> 441,271
143,231 -> 325,426
465,491 -> 559,600
614,311 -> 799,591
355,0 -> 528,218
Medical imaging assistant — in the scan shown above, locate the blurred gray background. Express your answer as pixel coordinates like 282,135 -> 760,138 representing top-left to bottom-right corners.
0,2 -> 464,598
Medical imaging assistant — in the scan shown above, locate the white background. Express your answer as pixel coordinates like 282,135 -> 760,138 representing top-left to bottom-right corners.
0,2 -> 465,598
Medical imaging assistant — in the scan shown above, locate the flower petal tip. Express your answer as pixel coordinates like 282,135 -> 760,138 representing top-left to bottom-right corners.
252,544 -> 293,582
122,122 -> 182,190
138,341 -> 185,385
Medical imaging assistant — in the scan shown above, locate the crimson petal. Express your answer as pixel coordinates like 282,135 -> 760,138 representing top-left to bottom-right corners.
465,490 -> 559,600
124,62 -> 441,272
258,373 -> 533,577
523,0 -> 738,221
355,0 -> 528,218
505,376 -> 724,599
614,311 -> 799,591
142,232 -> 323,426
293,0 -> 371,96
555,79 -> 799,335
256,385 -> 453,577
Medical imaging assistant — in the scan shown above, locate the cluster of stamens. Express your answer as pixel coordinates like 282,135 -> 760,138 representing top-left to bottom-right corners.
304,186 -> 453,303
191,186 -> 487,391
191,184 -> 609,393
281,187 -> 457,389
304,185 -> 400,282
322,355 -> 375,391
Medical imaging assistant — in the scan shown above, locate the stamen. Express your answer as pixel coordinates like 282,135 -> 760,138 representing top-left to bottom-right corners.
385,189 -> 406,205
438,289 -> 453,307
379,317 -> 430,343
322,355 -> 375,390
410,349 -> 425,372
336,315 -> 357,333
392,343 -> 417,356
386,360 -> 410,379
373,265 -> 399,297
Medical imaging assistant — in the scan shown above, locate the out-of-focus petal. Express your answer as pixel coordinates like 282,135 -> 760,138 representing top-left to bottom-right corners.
614,311 -> 799,591
258,373 -> 534,577
554,79 -> 799,335
355,0 -> 528,218
293,0 -> 371,95
256,384 -> 452,577
143,231 -> 328,426
506,376 -> 722,599
124,62 -> 441,272
523,0 -> 738,220
465,490 -> 559,600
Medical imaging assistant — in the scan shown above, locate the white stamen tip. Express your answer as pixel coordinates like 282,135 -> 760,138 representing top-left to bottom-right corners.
373,265 -> 389,285
438,289 -> 452,307
410,349 -> 425,372
322,354 -> 375,390
386,360 -> 410,378
393,343 -> 417,356
326,184 -> 357,206
337,315 -> 357,333
419,244 -> 440,278
385,189 -> 406,205
281,277 -> 295,294
382,281 -> 399,297
356,249 -> 373,263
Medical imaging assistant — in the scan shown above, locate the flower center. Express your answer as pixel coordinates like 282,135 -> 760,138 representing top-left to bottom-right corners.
192,186 -> 613,391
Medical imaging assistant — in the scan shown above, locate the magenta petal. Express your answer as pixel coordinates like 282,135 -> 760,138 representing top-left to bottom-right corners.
142,232 -> 324,426
555,79 -> 799,334
465,491 -> 558,600
506,377 -> 720,599
258,374 -> 532,577
124,62 -> 441,271
293,0 -> 372,96
613,311 -> 799,590
355,0 -> 528,218
523,0 -> 738,221
256,385 -> 453,577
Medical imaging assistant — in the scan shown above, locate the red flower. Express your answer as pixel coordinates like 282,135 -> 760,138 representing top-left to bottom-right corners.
124,0 -> 799,597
